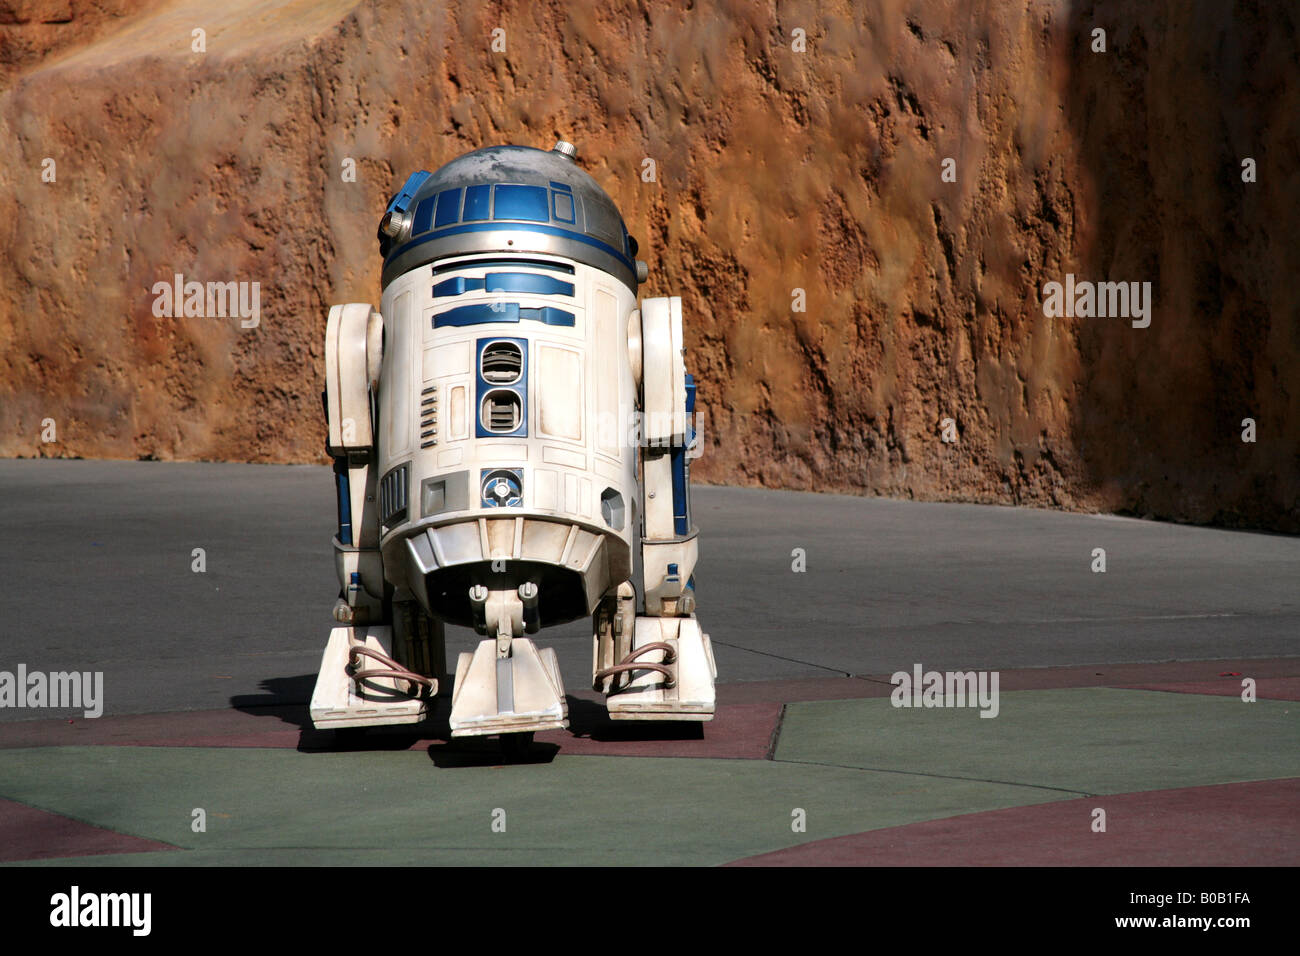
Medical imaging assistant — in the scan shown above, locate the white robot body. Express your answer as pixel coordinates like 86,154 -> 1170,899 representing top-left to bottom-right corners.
310,143 -> 716,738
376,255 -> 638,625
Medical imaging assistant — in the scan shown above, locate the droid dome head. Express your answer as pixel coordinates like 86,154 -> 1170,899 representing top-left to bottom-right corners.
377,142 -> 642,293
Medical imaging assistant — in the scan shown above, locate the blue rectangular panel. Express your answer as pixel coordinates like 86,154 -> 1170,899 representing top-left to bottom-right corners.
412,195 -> 437,235
517,306 -> 575,327
475,338 -> 528,439
552,191 -> 576,224
493,184 -> 550,222
333,458 -> 352,545
671,446 -> 689,535
549,181 -> 572,192
432,277 -> 485,297
434,303 -> 520,327
433,303 -> 574,328
485,273 -> 574,296
435,188 -> 462,228
463,184 -> 490,221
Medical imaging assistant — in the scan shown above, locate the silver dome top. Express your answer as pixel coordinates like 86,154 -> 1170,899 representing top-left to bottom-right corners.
379,144 -> 639,291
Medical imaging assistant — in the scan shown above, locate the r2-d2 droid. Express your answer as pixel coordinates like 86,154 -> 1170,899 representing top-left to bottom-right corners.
310,142 -> 716,741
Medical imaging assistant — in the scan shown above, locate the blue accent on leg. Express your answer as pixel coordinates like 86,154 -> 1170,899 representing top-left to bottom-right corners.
671,445 -> 690,536
333,458 -> 353,546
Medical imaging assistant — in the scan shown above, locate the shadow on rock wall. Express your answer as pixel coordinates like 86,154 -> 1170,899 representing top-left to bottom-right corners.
1063,0 -> 1299,531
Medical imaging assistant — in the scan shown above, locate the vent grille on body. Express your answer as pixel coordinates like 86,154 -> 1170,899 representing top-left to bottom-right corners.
483,390 -> 522,432
481,342 -> 523,384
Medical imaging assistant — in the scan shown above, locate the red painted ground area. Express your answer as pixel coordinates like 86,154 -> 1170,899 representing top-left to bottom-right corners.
726,778 -> 1300,866
0,659 -> 1294,757
120,700 -> 784,759
0,699 -> 782,760
0,798 -> 177,863
1120,676 -> 1300,701
0,707 -> 304,749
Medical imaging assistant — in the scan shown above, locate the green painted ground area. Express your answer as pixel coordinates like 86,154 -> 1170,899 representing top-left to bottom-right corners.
776,688 -> 1299,794
2,689 -> 1292,865
2,747 -> 1067,866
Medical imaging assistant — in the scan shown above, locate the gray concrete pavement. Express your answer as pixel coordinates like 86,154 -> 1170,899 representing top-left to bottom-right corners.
0,459 -> 1295,721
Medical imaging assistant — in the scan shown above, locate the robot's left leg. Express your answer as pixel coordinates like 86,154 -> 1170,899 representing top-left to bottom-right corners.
594,572 -> 717,722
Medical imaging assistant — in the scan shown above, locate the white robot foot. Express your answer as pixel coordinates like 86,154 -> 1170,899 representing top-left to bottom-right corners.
449,638 -> 568,737
309,624 -> 435,729
600,616 -> 717,721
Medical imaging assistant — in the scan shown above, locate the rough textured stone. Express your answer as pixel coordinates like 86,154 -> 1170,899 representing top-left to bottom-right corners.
1,0 -> 1295,531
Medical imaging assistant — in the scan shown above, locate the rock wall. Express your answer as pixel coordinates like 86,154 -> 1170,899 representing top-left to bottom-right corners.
1,0 -> 1296,530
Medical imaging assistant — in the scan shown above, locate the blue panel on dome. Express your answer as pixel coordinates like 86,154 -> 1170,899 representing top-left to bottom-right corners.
493,184 -> 550,222
463,185 -> 491,221
435,189 -> 462,228
550,181 -> 572,192
412,196 -> 436,235
485,273 -> 574,296
552,191 -> 576,224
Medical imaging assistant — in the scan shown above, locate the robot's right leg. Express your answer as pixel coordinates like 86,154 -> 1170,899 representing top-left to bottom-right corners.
309,303 -> 436,731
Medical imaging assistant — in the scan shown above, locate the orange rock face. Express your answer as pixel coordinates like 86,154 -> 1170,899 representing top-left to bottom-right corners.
2,0 -> 1296,530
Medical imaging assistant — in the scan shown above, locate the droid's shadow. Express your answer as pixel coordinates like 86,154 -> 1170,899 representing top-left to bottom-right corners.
426,735 -> 560,768
230,675 -> 456,752
230,679 -> 701,755
564,695 -> 705,742
229,674 -> 316,728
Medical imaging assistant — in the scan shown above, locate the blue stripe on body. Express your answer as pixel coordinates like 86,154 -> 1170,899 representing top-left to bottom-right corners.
485,273 -> 574,296
389,221 -> 636,272
433,303 -> 575,328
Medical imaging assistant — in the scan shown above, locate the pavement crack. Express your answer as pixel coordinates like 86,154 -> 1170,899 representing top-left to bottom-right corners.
769,756 -> 1096,797
764,703 -> 787,760
849,674 -> 898,687
708,639 -> 850,676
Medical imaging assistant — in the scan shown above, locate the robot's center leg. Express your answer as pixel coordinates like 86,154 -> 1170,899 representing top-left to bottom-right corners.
451,584 -> 568,738
468,585 -> 526,658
